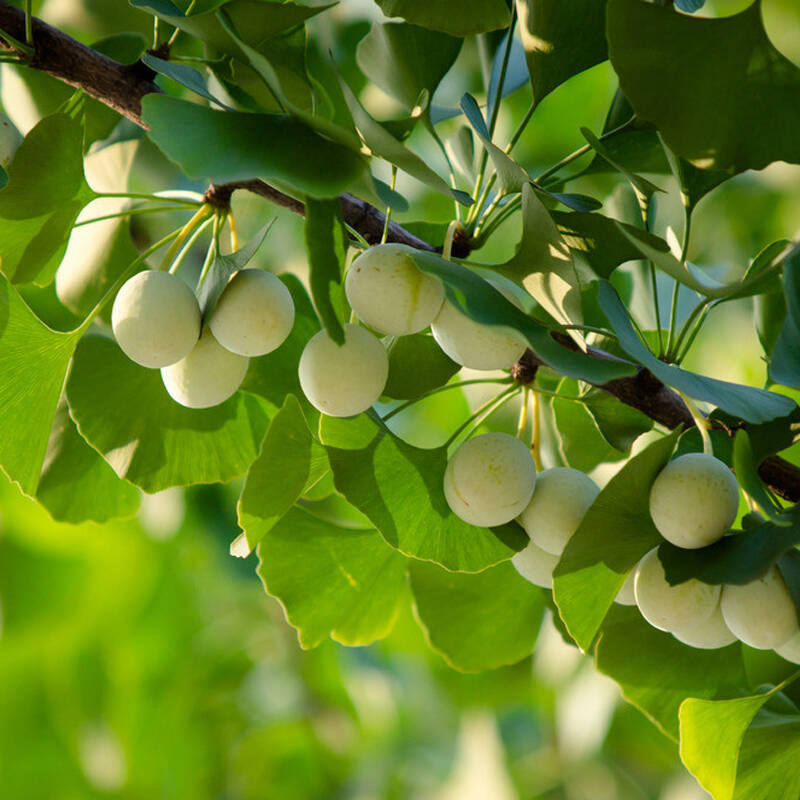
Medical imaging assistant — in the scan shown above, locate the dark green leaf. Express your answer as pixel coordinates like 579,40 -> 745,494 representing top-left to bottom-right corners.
517,0 -> 608,107
91,32 -> 147,64
552,378 -> 624,471
303,198 -> 347,344
661,137 -> 731,212
373,0 -> 510,36
553,429 -> 681,650
37,400 -> 140,523
384,334 -> 460,400
607,0 -> 800,173
66,335 -> 271,492
196,221 -> 273,317
734,430 -> 779,515
597,605 -> 747,738
771,246 -> 800,388
141,95 -> 366,198
0,275 -> 80,495
323,413 -> 527,572
658,515 -> 800,587
583,388 -> 653,452
596,280 -> 796,422
408,247 -> 636,385
410,560 -> 546,671
142,54 -> 232,109
257,507 -> 407,647
356,22 -> 462,111
237,395 -> 313,554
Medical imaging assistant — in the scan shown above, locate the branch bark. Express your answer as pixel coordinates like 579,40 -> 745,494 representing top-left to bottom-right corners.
2,0 -> 800,501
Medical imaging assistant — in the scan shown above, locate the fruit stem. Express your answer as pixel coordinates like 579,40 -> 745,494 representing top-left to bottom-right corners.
381,378 -> 514,423
381,166 -> 398,245
676,389 -> 713,455
444,384 -> 521,450
72,204 -> 198,228
228,211 -> 239,252
74,227 -> 184,336
516,386 -> 529,439
168,216 -> 213,275
442,220 -> 459,261
531,388 -> 543,471
159,204 -> 213,271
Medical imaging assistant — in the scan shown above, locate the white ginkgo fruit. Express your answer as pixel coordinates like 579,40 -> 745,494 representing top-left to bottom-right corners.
672,603 -> 737,649
720,566 -> 799,650
775,631 -> 800,665
161,327 -> 249,409
649,453 -> 739,549
615,571 -> 636,606
511,540 -> 559,589
0,112 -> 22,167
345,244 -> 445,336
209,269 -> 295,356
431,284 -> 527,371
298,323 -> 388,417
517,467 -> 599,556
443,432 -> 537,527
112,270 -> 201,368
634,548 -> 720,632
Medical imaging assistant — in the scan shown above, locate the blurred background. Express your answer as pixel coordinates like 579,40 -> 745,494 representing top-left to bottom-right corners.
3,0 -> 800,797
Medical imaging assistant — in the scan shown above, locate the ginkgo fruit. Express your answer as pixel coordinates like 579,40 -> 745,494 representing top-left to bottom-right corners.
209,269 -> 295,356
775,631 -> 800,665
649,453 -> 739,549
517,467 -> 599,556
634,548 -> 720,632
671,603 -> 737,650
345,243 -> 445,336
720,566 -> 799,650
431,289 -> 527,371
298,323 -> 389,417
511,539 -> 559,589
161,327 -> 249,409
112,270 -> 201,368
443,432 -> 537,527
615,571 -> 636,606
0,112 -> 21,167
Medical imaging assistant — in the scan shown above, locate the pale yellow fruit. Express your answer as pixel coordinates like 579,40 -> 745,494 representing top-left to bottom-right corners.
634,548 -> 720,632
672,603 -> 737,649
721,566 -> 799,649
649,453 -> 739,549
112,271 -> 201,368
345,244 -> 445,336
298,323 -> 388,417
775,631 -> 800,665
0,112 -> 22,167
209,269 -> 294,356
615,571 -> 636,606
161,328 -> 249,409
511,540 -> 559,589
431,288 -> 527,371
517,467 -> 599,556
443,432 -> 537,527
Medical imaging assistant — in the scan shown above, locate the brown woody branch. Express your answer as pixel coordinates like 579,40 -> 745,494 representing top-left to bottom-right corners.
2,0 -> 800,502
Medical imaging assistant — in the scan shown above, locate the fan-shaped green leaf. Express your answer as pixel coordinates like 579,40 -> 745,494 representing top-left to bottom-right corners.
257,507 -> 407,648
410,560 -> 546,672
66,335 -> 271,492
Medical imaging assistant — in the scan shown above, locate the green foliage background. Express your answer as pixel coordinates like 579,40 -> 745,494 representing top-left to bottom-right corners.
4,0 -> 800,797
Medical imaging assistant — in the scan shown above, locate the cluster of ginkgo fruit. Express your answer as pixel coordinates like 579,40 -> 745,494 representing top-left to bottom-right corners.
111,244 -> 800,665
111,268 -> 295,408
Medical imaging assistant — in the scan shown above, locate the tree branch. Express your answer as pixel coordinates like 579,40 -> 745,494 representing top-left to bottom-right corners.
2,0 -> 799,502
